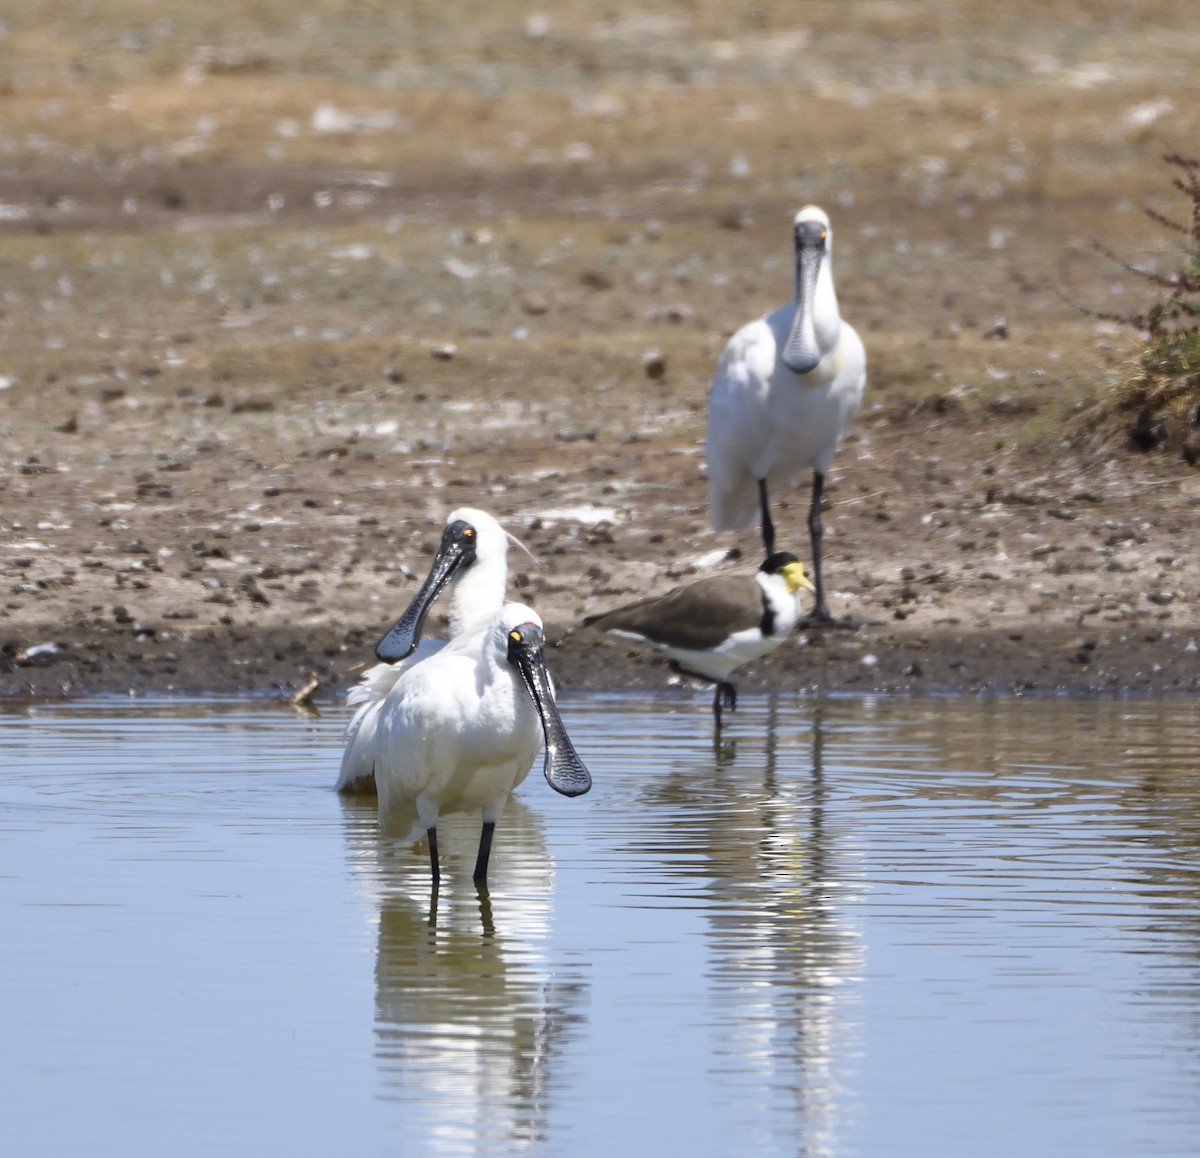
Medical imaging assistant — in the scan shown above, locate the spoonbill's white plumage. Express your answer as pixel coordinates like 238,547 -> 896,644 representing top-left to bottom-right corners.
336,508 -> 512,794
584,552 -> 814,727
371,602 -> 592,884
706,205 -> 866,626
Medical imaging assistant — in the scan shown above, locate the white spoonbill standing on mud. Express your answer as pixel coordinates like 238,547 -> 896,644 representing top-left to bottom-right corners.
336,508 -> 515,794
706,205 -> 866,627
369,602 -> 592,886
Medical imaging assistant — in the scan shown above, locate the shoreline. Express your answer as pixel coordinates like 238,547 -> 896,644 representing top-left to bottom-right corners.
5,617 -> 1195,704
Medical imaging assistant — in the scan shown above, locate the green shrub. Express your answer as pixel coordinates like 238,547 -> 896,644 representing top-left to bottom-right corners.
1094,152 -> 1200,464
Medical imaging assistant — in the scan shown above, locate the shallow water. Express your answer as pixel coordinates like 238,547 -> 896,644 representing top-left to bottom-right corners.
3,694 -> 1200,1157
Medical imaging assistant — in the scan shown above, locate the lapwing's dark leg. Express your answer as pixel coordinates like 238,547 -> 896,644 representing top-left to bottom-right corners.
757,477 -> 776,557
473,820 -> 496,884
671,661 -> 737,728
427,826 -> 441,885
799,471 -> 857,630
710,681 -> 737,728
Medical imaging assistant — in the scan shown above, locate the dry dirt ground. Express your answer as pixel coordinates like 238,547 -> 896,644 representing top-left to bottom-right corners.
1,2 -> 1198,706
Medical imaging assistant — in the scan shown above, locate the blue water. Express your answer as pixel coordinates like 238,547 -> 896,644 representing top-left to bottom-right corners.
3,694 -> 1200,1157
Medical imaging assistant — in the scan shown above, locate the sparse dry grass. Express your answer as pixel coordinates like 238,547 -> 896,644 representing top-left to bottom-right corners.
1,0 -> 1199,468
1078,154 -> 1200,462
5,4 -> 1200,699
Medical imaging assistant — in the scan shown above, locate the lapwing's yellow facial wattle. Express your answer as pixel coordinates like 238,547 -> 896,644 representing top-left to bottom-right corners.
782,562 -> 816,594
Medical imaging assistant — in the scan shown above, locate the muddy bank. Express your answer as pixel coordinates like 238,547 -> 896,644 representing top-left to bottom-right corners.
3,620 -> 1196,706
2,3 -> 1199,707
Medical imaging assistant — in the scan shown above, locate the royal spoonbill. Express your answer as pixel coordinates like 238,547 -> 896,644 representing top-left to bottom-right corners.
706,205 -> 866,627
584,552 -> 814,727
371,602 -> 592,884
337,507 -> 514,794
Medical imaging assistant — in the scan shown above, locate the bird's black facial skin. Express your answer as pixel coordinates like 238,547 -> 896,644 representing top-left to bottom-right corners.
374,520 -> 478,662
446,520 -> 479,565
794,220 -> 827,251
507,624 -> 592,798
506,623 -> 540,665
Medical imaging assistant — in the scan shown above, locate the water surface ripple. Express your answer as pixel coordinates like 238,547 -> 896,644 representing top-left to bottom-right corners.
2,694 -> 1200,1157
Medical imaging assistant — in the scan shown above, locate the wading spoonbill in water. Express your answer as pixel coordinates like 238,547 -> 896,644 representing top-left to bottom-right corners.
370,602 -> 592,885
337,508 -> 518,794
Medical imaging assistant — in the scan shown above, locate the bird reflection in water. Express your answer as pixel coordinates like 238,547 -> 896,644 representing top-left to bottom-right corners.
634,700 -> 864,1158
340,793 -> 590,1149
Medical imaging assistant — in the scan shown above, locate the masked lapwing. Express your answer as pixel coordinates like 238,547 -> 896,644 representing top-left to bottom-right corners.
584,552 -> 815,727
